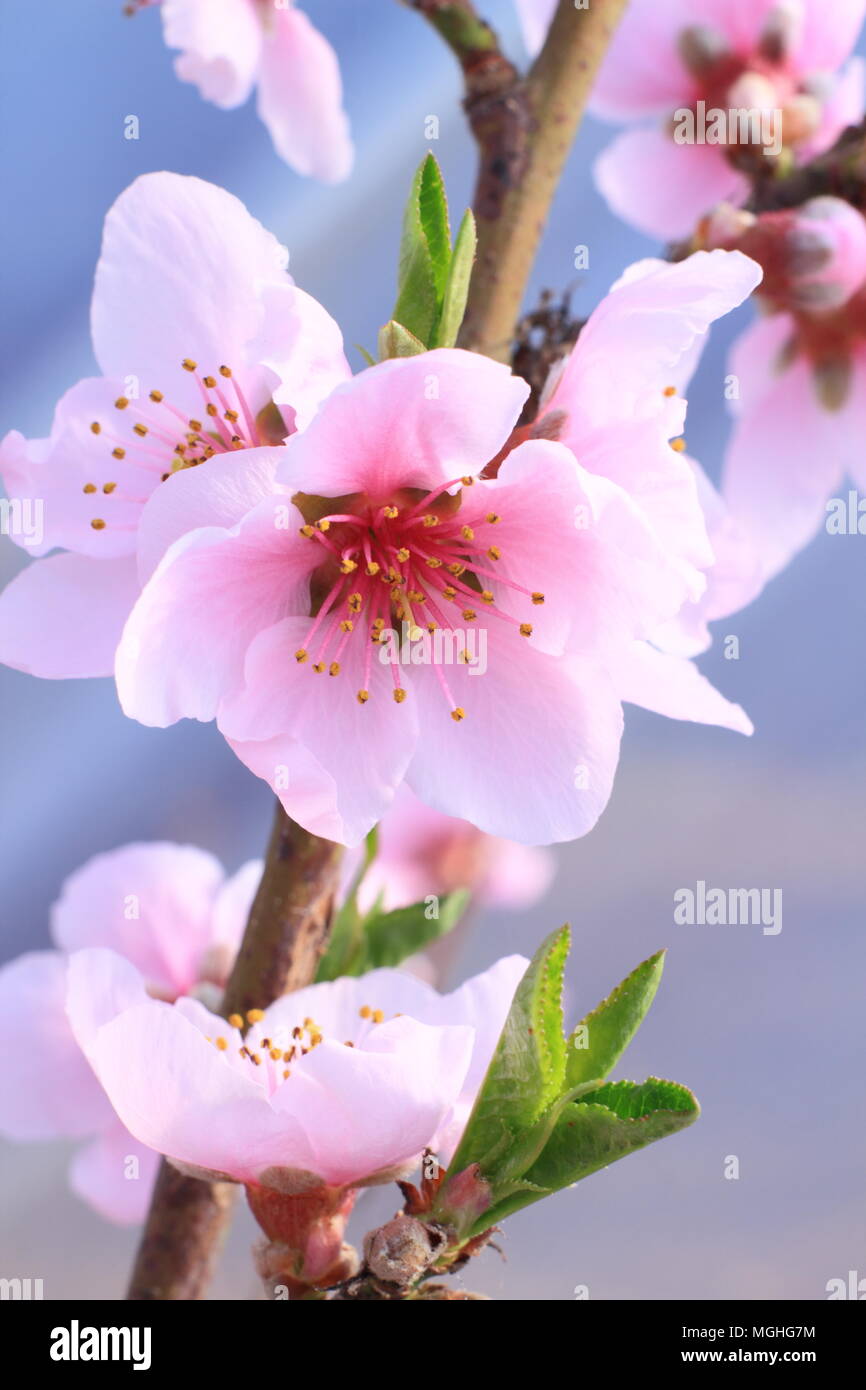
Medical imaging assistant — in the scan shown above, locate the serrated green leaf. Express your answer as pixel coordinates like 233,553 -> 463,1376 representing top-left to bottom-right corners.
392,155 -> 449,346
377,320 -> 427,361
473,1078 -> 699,1233
566,949 -> 666,1089
348,889 -> 470,974
416,153 -> 451,298
432,208 -> 476,348
445,927 -> 570,1178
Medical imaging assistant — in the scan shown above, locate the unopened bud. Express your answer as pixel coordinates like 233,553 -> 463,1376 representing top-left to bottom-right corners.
364,1215 -> 446,1287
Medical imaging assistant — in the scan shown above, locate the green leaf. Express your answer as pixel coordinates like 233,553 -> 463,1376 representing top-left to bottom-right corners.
475,1078 -> 699,1232
392,155 -> 449,346
446,927 -> 570,1178
566,949 -> 666,1089
350,890 -> 470,974
355,343 -> 376,368
315,828 -> 378,983
377,320 -> 427,361
432,208 -> 476,349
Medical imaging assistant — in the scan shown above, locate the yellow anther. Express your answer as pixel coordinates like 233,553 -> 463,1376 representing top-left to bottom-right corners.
448,563 -> 466,577
340,559 -> 358,574
663,385 -> 677,397
182,359 -> 197,372
451,707 -> 466,722
357,689 -> 370,704
372,1009 -> 384,1024
670,437 -> 687,452
383,505 -> 399,519
409,624 -> 424,641
520,623 -> 533,637
348,593 -> 363,613
202,375 -> 216,389
188,418 -> 203,432
312,662 -> 325,673
103,482 -> 117,494
149,390 -> 164,403
461,476 -> 474,486
486,512 -> 501,524
462,609 -> 477,621
295,649 -> 308,663
425,557 -> 443,568
114,396 -> 129,410
215,1037 -> 228,1051
443,586 -> 457,600
133,423 -> 148,437
206,403 -> 218,416
90,421 -> 101,435
487,545 -> 501,560
481,590 -> 494,603
532,592 -> 545,605
228,1013 -> 244,1029
269,1048 -> 282,1061
219,364 -> 232,378
83,483 -> 97,494
282,1068 -> 291,1079
90,518 -> 106,530
250,1053 -> 262,1066
224,409 -> 239,424
299,524 -> 315,538
396,547 -> 410,563
372,617 -> 385,630
366,562 -> 381,576
359,1005 -> 372,1019
317,519 -> 331,532
246,1008 -> 265,1024
329,662 -> 340,677
393,687 -> 408,704
461,525 -> 475,541
422,514 -> 439,527
112,447 -> 126,459
339,620 -> 354,633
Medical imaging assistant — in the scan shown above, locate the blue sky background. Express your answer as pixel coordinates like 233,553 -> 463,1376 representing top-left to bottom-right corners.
0,0 -> 864,1300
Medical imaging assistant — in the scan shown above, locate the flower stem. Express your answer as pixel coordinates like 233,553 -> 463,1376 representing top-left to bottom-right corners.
126,804 -> 344,1300
409,0 -> 630,360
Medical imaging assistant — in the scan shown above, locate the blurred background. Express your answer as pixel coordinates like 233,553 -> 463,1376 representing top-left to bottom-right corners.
0,0 -> 863,1300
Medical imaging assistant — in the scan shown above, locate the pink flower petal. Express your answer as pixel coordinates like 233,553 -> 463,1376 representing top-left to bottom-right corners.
594,127 -> 749,241
162,0 -> 263,108
0,552 -> 140,679
69,1122 -> 160,1226
256,7 -> 353,182
610,641 -> 753,734
51,843 -> 229,999
116,498 -> 315,726
0,953 -> 112,1141
219,615 -> 421,847
792,0 -> 866,72
275,350 -> 528,500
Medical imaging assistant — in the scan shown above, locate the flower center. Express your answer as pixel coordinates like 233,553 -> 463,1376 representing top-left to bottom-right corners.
293,475 -> 543,720
206,1004 -> 390,1095
83,359 -> 282,534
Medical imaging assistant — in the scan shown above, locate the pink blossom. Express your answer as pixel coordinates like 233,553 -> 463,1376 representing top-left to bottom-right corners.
355,787 -> 555,915
132,1 -> 352,180
66,948 -> 529,1191
709,197 -> 866,578
114,253 -> 758,847
587,0 -> 866,239
0,172 -> 349,680
0,843 -> 260,1223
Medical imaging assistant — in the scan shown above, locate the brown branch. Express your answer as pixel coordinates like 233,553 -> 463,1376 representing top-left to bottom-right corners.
747,119 -> 866,214
413,0 -> 630,361
126,803 -> 344,1300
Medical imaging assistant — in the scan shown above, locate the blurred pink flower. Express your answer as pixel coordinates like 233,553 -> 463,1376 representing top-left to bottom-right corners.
585,0 -> 866,239
0,172 -> 349,680
0,843 -> 260,1223
114,328 -> 727,847
356,787 -> 555,915
145,0 -> 352,180
708,197 -> 866,578
66,949 -> 528,1190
